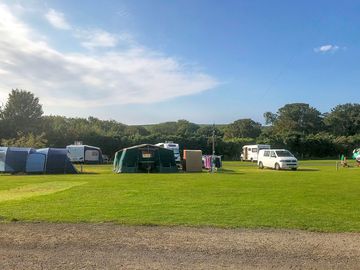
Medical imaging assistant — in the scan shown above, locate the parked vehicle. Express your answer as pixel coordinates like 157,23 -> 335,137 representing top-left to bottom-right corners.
66,145 -> 103,164
258,149 -> 298,170
241,144 -> 271,162
155,142 -> 181,163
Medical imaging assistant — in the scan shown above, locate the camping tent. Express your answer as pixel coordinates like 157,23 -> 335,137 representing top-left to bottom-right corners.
26,152 -> 46,173
353,148 -> 360,159
113,144 -> 178,173
37,148 -> 78,174
66,145 -> 103,164
0,147 -> 77,174
0,147 -> 34,173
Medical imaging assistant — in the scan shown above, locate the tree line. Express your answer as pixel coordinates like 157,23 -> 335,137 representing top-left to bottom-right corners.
1,89 -> 359,159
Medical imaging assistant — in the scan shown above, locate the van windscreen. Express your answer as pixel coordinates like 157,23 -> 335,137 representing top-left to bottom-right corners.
276,150 -> 293,157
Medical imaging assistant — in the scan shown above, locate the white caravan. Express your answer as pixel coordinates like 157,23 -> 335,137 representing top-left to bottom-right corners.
241,144 -> 271,162
155,142 -> 181,163
66,145 -> 103,164
258,149 -> 298,170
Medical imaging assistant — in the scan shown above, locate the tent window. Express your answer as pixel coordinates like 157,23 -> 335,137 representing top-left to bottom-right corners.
142,151 -> 153,158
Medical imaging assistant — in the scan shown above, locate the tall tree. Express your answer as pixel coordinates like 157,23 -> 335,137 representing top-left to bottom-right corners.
270,103 -> 323,135
176,120 -> 200,136
196,125 -> 224,137
324,103 -> 360,136
2,89 -> 43,137
224,118 -> 262,139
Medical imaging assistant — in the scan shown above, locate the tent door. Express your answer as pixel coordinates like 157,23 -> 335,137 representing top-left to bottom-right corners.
26,153 -> 46,173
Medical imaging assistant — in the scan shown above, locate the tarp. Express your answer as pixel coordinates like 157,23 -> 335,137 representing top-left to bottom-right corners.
114,144 -> 178,173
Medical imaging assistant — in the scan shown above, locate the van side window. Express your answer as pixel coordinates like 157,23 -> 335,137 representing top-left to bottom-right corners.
252,148 -> 257,153
270,151 -> 276,158
264,151 -> 270,157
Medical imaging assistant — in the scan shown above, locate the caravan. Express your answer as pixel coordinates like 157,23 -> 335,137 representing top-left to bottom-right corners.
66,145 -> 103,164
155,142 -> 181,163
241,144 -> 271,162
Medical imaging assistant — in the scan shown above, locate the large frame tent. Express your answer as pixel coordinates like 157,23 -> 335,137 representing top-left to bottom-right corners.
114,144 -> 178,173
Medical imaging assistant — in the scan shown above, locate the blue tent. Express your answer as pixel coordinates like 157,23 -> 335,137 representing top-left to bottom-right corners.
0,147 -> 77,174
0,147 -> 34,173
37,148 -> 77,174
26,152 -> 46,173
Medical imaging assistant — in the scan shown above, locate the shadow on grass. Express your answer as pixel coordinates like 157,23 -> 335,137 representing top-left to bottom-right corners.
217,168 -> 243,174
296,168 -> 320,172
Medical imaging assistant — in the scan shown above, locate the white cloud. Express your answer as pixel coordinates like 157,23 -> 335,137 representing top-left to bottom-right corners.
314,44 -> 340,53
45,8 -> 71,30
76,29 -> 119,49
0,4 -> 218,109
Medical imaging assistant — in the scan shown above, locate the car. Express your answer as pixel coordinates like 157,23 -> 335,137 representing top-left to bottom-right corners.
257,149 -> 298,170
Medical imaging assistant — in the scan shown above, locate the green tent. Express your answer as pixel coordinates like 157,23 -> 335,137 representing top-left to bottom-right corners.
113,144 -> 178,173
353,148 -> 360,159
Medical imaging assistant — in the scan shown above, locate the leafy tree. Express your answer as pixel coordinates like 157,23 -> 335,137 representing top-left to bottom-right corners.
269,103 -> 323,135
150,121 -> 178,135
124,126 -> 150,137
2,89 -> 43,137
324,103 -> 360,136
224,118 -> 262,139
263,112 -> 277,125
196,125 -> 224,137
176,120 -> 200,136
1,133 -> 47,148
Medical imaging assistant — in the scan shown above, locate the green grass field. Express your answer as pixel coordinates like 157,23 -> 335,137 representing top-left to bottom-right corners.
0,160 -> 359,232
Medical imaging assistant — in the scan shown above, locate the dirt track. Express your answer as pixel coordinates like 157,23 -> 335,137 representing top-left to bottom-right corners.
0,223 -> 360,269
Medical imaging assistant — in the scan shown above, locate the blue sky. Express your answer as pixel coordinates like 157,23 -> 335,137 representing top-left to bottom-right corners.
0,0 -> 359,124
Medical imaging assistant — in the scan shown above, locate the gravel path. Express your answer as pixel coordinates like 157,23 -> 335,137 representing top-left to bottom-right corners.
0,223 -> 360,269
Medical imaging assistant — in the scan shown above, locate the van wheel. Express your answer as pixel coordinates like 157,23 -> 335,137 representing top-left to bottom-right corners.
258,162 -> 264,169
275,163 -> 280,170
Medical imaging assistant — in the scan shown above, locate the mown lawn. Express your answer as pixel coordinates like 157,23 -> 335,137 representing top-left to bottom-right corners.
0,160 -> 359,232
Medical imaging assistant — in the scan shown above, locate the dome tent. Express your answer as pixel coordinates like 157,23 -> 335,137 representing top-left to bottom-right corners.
113,144 -> 178,173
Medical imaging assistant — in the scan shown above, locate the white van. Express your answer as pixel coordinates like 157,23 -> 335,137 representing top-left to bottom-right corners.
155,142 -> 181,163
258,149 -> 298,170
241,144 -> 271,162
